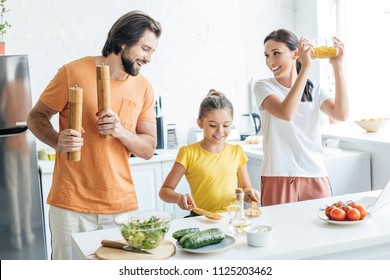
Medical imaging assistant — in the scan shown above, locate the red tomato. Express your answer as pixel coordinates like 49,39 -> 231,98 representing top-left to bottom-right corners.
341,204 -> 351,213
330,207 -> 346,221
325,206 -> 334,218
332,201 -> 344,208
347,201 -> 358,208
346,208 -> 361,221
354,204 -> 367,220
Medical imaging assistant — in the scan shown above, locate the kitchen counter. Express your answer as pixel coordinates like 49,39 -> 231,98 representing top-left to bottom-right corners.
38,142 -> 366,172
38,140 -> 363,171
71,190 -> 390,260
38,148 -> 180,174
321,121 -> 390,146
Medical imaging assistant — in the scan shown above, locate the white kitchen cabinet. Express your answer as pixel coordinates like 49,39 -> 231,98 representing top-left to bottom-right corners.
161,161 -> 191,218
130,162 -> 164,212
131,159 -> 191,218
244,147 -> 371,199
324,150 -> 371,196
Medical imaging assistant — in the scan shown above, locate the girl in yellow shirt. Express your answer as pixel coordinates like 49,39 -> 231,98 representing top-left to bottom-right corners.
159,89 -> 260,215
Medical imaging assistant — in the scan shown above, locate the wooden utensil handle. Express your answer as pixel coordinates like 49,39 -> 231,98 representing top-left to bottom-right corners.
67,86 -> 83,161
96,63 -> 111,139
101,239 -> 125,249
251,201 -> 258,208
192,207 -> 222,220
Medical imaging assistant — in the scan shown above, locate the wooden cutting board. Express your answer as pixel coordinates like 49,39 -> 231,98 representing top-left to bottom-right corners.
95,239 -> 176,260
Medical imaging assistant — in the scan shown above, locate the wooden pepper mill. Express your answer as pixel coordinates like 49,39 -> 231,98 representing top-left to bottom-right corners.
96,63 -> 111,139
68,85 -> 83,161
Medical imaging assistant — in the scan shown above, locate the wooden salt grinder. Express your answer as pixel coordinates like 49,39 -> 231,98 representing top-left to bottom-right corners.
68,85 -> 83,161
96,63 -> 111,139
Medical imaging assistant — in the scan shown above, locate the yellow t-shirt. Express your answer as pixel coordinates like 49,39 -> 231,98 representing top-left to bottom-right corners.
176,142 -> 248,213
41,56 -> 156,214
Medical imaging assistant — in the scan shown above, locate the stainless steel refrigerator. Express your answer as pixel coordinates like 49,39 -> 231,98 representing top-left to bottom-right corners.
0,55 -> 46,259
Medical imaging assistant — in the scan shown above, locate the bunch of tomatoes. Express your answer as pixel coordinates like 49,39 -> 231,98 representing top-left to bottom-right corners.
325,200 -> 367,221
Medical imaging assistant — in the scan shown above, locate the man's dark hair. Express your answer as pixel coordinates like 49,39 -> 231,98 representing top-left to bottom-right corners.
102,10 -> 162,56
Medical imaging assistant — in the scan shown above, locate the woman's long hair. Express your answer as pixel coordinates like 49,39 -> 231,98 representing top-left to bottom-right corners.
264,29 -> 313,102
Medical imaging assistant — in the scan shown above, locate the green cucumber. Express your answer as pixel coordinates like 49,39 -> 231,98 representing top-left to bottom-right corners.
172,228 -> 200,240
179,231 -> 200,245
181,228 -> 225,249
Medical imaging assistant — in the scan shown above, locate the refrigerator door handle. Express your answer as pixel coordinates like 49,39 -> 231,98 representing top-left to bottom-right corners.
0,125 -> 28,137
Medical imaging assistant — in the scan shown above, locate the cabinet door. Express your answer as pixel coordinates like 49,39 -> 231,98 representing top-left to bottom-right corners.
130,162 -> 164,211
325,152 -> 371,196
161,161 -> 191,218
247,156 -> 262,193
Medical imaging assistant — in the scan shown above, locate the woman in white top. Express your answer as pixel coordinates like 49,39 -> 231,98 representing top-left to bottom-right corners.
254,29 -> 348,206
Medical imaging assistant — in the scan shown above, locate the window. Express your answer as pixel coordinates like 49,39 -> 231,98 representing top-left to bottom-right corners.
337,0 -> 390,119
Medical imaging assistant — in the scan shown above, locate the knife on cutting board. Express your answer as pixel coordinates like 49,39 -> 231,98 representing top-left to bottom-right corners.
101,239 -> 152,254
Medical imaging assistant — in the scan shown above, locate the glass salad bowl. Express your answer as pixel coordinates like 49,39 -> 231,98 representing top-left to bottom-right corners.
115,210 -> 172,250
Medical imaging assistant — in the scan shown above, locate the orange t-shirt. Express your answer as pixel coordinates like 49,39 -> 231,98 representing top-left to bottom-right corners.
41,56 -> 156,214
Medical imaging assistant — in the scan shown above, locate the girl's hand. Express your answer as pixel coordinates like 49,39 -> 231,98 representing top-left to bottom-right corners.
176,193 -> 196,210
243,187 -> 261,203
298,37 -> 312,69
330,36 -> 345,67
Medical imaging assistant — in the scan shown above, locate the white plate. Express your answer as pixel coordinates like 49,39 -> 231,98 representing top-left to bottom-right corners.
176,235 -> 236,254
317,211 -> 372,225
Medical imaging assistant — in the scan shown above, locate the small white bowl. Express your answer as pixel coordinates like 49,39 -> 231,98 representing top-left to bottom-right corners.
244,225 -> 274,247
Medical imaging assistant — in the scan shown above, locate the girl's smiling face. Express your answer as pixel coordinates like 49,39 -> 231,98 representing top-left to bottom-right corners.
264,39 -> 297,80
197,109 -> 232,145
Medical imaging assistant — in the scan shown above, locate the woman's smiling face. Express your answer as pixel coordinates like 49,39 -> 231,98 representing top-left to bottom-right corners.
264,39 -> 296,79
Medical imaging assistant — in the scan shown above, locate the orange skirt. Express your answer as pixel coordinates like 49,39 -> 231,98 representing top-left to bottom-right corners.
261,176 -> 331,206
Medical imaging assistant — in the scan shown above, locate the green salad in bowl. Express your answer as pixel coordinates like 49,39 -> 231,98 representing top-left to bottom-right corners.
115,211 -> 172,250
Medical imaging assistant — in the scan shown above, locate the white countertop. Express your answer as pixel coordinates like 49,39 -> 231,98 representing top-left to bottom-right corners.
38,148 -> 180,174
39,143 -> 361,173
321,121 -> 390,145
38,144 -> 262,173
71,190 -> 390,260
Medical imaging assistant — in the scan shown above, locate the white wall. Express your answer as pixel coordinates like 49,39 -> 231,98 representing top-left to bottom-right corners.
5,0 -> 315,150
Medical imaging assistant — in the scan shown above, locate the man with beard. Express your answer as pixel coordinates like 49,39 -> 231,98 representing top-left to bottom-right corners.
27,11 -> 162,260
